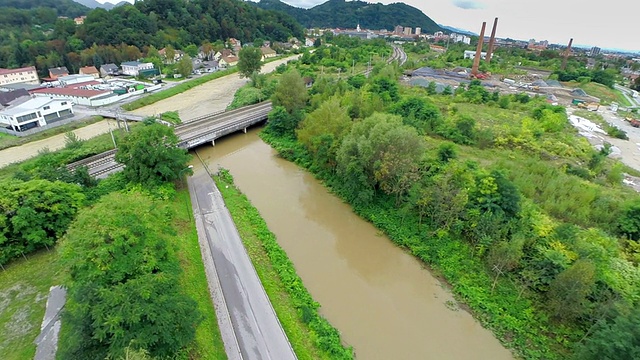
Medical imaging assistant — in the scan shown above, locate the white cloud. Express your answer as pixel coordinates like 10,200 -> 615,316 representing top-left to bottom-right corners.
452,0 -> 485,10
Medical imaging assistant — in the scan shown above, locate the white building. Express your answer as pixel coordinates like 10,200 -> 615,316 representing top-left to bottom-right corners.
451,33 -> 471,45
0,97 -> 73,131
415,27 -> 421,35
57,74 -> 97,86
120,61 -> 154,76
464,50 -> 487,59
0,66 -> 39,86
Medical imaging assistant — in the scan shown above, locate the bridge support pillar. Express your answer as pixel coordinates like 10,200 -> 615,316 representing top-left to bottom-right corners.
243,127 -> 247,134
211,139 -> 215,146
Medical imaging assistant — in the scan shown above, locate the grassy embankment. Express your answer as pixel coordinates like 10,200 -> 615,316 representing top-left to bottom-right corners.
0,116 -> 104,151
163,189 -> 227,360
258,94 -> 639,359
0,250 -> 62,360
214,170 -> 353,360
562,81 -> 632,106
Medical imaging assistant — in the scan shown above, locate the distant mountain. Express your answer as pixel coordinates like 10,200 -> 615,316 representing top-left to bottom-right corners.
253,0 -> 442,34
439,24 -> 476,36
71,0 -> 129,10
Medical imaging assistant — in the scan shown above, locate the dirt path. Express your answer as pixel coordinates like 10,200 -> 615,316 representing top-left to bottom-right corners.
0,120 -> 118,168
131,56 -> 299,121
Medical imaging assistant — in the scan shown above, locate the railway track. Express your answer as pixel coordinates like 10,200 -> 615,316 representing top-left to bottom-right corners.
175,102 -> 272,138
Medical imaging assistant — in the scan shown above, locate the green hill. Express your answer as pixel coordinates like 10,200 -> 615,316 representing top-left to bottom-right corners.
0,0 -> 89,18
254,0 -> 442,33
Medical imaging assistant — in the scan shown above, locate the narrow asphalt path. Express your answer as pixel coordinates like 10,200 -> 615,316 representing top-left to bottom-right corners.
187,164 -> 297,360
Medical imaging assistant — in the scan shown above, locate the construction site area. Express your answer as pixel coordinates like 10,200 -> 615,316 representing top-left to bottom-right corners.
405,18 -> 601,107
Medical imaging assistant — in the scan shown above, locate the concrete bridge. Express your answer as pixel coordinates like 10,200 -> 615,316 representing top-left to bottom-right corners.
67,101 -> 273,178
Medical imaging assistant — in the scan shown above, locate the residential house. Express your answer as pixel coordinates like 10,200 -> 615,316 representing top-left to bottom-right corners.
228,38 -> 242,53
120,61 -> 154,76
79,66 -> 100,79
74,16 -> 86,25
305,38 -> 316,47
48,67 -> 69,80
100,63 -> 119,77
159,48 -> 184,64
198,46 -> 215,61
0,97 -> 73,132
0,66 -> 39,86
303,77 -> 314,88
219,54 -> 239,68
260,46 -> 277,60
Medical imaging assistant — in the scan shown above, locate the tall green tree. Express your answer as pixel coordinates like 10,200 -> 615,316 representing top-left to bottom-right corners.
59,192 -> 201,359
237,46 -> 263,78
176,54 -> 193,77
272,69 -> 308,114
574,307 -> 640,360
115,123 -> 191,186
547,259 -> 596,322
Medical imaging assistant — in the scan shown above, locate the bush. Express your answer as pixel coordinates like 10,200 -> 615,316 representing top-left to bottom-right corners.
0,179 -> 84,265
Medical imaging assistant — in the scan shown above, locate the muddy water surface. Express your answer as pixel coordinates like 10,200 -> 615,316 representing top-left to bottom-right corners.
196,129 -> 514,360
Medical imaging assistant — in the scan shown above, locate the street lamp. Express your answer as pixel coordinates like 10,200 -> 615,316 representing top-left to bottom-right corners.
180,165 -> 194,220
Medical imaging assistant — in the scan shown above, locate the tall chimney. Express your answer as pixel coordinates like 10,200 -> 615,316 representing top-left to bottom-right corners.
471,22 -> 486,76
561,38 -> 573,70
485,17 -> 498,64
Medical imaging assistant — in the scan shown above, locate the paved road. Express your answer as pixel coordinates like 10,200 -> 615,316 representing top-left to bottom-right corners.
187,164 -> 296,360
614,84 -> 640,108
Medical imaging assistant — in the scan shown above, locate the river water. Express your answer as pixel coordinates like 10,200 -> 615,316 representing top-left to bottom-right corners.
195,129 -> 514,360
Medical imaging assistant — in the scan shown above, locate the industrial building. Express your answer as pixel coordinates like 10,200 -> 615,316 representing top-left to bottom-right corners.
0,97 -> 73,131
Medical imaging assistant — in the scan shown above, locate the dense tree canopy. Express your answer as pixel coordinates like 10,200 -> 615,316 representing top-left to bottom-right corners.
59,191 -> 201,359
0,179 -> 84,265
0,0 -> 304,70
115,123 -> 191,186
238,46 -> 263,78
255,0 -> 442,33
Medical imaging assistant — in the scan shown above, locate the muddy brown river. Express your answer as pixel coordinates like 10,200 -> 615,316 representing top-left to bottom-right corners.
195,129 -> 514,360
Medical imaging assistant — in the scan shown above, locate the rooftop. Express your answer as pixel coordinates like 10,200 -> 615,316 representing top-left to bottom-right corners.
0,97 -> 65,116
0,66 -> 36,75
32,87 -> 110,98
79,66 -> 99,74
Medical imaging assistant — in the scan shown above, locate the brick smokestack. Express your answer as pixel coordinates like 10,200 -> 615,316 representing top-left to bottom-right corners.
471,22 -> 486,75
561,38 -> 573,70
485,17 -> 498,64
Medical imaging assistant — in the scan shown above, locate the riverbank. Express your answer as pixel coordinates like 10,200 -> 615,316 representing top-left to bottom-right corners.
260,131 -> 548,359
213,169 -> 352,360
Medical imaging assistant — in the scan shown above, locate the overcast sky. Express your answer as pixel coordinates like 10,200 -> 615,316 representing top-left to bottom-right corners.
100,0 -> 639,52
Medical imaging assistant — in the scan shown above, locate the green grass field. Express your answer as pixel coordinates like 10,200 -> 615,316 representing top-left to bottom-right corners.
0,250 -> 63,360
562,81 -> 632,106
170,189 -> 227,359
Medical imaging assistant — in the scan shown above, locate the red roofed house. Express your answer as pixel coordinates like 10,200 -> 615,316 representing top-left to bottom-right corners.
0,66 -> 39,86
79,66 -> 100,79
48,67 -> 69,80
219,54 -> 239,68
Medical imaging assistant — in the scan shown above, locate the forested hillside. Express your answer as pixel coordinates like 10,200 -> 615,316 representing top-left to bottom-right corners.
0,0 -> 89,21
0,0 -> 304,74
254,0 -> 442,33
